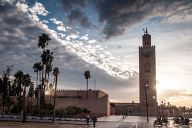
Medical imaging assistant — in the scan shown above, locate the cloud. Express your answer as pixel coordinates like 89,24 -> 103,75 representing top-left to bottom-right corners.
57,25 -> 66,32
0,0 -> 137,81
15,1 -> 28,12
61,0 -> 85,11
158,89 -> 192,99
158,89 -> 192,106
67,8 -> 92,28
59,0 -> 92,29
59,0 -> 192,39
29,2 -> 49,16
80,34 -> 89,40
50,18 -> 63,25
88,39 -> 96,44
0,1 -> 59,76
0,0 -> 137,83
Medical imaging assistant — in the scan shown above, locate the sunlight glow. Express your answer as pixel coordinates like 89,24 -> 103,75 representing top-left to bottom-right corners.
156,73 -> 181,93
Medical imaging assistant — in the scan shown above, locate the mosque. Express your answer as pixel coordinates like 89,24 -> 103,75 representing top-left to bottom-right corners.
111,29 -> 157,116
51,29 -> 157,116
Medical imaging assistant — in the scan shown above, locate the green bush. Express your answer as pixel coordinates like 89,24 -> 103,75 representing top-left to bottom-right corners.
55,108 -> 65,118
31,108 -> 40,116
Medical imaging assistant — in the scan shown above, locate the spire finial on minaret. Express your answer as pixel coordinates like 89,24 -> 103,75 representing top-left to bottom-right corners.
142,28 -> 148,34
142,29 -> 145,34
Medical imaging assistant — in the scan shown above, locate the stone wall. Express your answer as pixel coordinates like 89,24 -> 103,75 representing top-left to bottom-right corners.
46,89 -> 110,116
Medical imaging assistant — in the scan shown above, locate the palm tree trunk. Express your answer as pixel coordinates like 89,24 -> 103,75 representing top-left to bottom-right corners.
86,78 -> 88,98
52,75 -> 58,122
49,95 -> 51,104
38,71 -> 41,109
47,72 -> 50,83
44,67 -> 47,99
41,66 -> 44,109
2,105 -> 5,116
22,85 -> 27,123
44,66 -> 47,87
36,72 -> 38,108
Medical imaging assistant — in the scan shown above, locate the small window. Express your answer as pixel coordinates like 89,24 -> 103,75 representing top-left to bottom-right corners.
145,69 -> 150,73
144,53 -> 150,58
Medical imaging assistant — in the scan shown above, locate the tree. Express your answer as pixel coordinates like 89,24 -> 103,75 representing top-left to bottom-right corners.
45,64 -> 52,81
36,33 -> 52,109
33,62 -> 43,87
84,70 -> 91,98
33,62 -> 43,108
46,83 -> 54,103
52,67 -> 59,122
41,49 -> 53,86
9,83 -> 17,96
38,33 -> 51,49
0,66 -> 12,115
5,96 -> 15,114
22,74 -> 32,123
14,71 -> 24,97
28,83 -> 34,97
0,77 -> 3,93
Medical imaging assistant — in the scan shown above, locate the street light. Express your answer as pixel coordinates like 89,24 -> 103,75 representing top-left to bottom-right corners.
153,96 -> 158,117
145,84 -> 149,123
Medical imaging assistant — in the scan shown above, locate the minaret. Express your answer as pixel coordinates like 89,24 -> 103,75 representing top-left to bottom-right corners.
139,28 -> 157,116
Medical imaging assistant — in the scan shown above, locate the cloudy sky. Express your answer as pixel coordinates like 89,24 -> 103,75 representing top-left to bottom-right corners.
1,0 -> 192,107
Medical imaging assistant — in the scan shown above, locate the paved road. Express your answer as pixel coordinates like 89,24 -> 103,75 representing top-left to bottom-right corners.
1,115 -> 192,128
96,116 -> 152,128
96,116 -> 192,128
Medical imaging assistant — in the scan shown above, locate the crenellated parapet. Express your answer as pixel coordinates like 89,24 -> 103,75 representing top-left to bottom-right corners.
54,89 -> 107,99
139,45 -> 155,48
56,89 -> 99,92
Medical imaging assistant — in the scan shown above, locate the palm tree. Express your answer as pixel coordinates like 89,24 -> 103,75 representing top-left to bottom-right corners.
33,62 -> 42,108
45,64 -> 52,81
28,83 -> 34,98
14,71 -> 24,97
41,49 -> 54,106
46,83 -> 54,104
33,62 -> 41,88
38,33 -> 51,50
52,67 -> 59,123
0,66 -> 13,115
36,33 -> 56,110
84,70 -> 91,98
34,86 -> 39,107
37,33 -> 51,109
22,74 -> 32,123
1,73 -> 8,115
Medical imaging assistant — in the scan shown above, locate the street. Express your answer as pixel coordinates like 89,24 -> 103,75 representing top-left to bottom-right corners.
0,115 -> 192,128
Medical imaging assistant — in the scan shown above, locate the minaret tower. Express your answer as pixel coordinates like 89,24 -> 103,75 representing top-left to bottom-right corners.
139,28 -> 157,116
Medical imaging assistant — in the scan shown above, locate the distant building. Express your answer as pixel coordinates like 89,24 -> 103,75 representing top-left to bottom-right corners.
110,102 -> 140,116
47,89 -> 110,116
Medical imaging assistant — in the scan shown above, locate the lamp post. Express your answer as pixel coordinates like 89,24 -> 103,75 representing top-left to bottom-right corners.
145,84 -> 149,123
153,96 -> 158,117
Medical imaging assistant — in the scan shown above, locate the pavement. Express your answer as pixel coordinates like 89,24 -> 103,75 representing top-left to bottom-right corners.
0,115 -> 192,128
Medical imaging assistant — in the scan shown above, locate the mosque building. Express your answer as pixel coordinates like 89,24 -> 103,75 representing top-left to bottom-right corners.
110,29 -> 157,116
